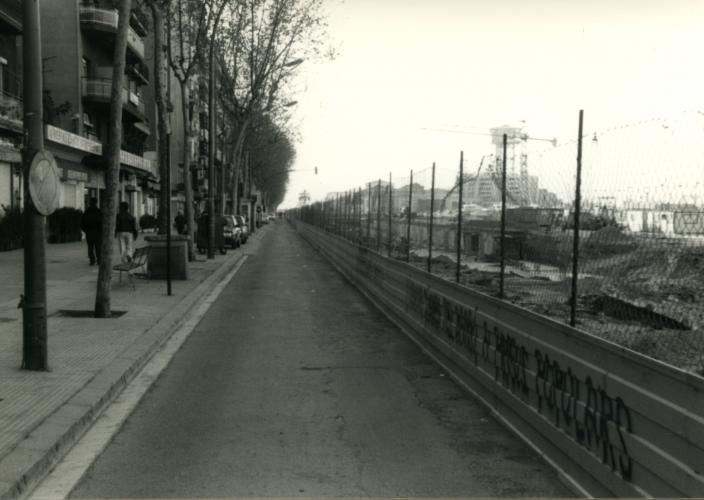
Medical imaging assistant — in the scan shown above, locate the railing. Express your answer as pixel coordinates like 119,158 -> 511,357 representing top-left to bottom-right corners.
79,6 -> 144,60
127,61 -> 149,84
82,77 -> 145,116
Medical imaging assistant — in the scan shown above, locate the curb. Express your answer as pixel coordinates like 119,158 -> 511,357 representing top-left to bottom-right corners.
0,250 -> 247,500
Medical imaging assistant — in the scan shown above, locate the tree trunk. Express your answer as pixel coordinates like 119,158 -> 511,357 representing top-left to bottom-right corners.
207,1 -> 227,258
207,35 -> 216,258
231,144 -> 239,215
151,3 -> 169,235
95,0 -> 132,318
179,79 -> 196,260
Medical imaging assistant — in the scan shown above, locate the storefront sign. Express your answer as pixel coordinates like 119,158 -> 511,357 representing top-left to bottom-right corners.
46,125 -> 102,155
61,168 -> 88,183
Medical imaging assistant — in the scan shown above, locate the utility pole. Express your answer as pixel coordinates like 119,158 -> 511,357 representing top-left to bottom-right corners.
22,0 -> 51,370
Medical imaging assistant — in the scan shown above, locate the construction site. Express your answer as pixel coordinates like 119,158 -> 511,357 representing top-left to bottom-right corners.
318,122 -> 704,375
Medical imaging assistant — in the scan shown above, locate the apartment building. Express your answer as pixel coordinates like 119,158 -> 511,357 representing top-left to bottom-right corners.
0,0 -> 21,214
39,0 -> 158,216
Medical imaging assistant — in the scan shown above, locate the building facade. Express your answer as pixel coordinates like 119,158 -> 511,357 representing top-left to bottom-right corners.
0,0 -> 21,215
39,0 -> 158,217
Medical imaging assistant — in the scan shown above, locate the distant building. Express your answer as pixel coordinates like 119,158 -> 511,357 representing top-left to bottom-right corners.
463,172 -> 539,208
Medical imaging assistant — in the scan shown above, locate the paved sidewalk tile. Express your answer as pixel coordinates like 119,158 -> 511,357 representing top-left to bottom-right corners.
0,227 -> 269,499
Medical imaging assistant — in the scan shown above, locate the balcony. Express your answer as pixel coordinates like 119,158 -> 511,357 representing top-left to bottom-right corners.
0,91 -> 22,134
46,124 -> 157,179
79,6 -> 145,61
0,1 -> 21,35
130,8 -> 148,37
127,61 -> 149,85
120,149 -> 158,178
81,77 -> 146,121
46,125 -> 102,155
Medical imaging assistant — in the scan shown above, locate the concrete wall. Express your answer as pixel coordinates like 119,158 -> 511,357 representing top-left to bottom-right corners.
296,221 -> 704,498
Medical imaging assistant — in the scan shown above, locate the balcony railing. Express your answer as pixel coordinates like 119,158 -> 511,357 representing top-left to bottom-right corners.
127,61 -> 149,84
82,77 -> 146,117
79,6 -> 145,60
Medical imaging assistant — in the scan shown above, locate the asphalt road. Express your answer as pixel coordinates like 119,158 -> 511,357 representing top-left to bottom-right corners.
70,221 -> 572,498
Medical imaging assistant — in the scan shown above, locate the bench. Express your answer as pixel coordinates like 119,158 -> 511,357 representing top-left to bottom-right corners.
113,246 -> 150,289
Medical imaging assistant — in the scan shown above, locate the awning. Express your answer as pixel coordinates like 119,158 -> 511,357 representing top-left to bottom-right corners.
133,122 -> 151,136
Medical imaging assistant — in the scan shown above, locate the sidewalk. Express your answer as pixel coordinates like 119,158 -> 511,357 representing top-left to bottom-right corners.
0,229 -> 266,499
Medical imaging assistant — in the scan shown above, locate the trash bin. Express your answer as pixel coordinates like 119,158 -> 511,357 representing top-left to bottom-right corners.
144,234 -> 190,280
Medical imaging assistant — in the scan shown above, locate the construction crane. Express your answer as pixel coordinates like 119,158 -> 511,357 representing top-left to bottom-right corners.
421,123 -> 557,206
298,190 -> 311,206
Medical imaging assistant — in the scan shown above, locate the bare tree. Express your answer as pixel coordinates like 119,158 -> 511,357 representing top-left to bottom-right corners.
147,0 -> 171,234
205,0 -> 230,258
217,0 -> 328,218
95,0 -> 133,318
166,0 -> 227,260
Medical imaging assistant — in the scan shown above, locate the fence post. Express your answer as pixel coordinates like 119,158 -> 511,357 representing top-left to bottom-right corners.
406,169 -> 413,263
357,187 -> 364,242
376,179 -> 382,252
337,193 -> 341,235
570,110 -> 584,327
456,151 -> 463,283
346,190 -> 351,239
387,173 -> 393,257
367,182 -> 371,245
428,162 -> 436,273
499,134 -> 507,299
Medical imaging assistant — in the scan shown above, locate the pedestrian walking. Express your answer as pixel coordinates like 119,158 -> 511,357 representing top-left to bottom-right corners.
115,201 -> 138,263
81,197 -> 102,265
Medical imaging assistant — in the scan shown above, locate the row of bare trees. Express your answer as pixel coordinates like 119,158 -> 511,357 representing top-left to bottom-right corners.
95,0 -> 326,316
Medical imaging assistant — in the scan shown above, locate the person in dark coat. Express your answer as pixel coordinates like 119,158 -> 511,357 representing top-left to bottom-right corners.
174,211 -> 187,235
115,201 -> 139,263
81,198 -> 102,265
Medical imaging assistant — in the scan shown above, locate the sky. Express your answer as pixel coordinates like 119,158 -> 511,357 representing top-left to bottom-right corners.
279,0 -> 704,208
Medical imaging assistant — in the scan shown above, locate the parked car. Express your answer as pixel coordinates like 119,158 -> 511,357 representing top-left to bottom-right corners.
223,215 -> 242,248
234,215 -> 248,243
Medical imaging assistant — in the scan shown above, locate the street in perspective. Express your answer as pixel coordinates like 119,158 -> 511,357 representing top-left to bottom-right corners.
1,0 -> 703,498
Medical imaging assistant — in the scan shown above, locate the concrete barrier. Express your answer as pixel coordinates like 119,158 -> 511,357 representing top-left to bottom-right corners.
297,221 -> 704,498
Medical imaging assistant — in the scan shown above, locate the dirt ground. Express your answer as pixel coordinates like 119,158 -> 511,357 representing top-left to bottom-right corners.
406,243 -> 704,376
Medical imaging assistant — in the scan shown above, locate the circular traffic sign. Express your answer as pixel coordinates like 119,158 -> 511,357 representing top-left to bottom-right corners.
28,150 -> 60,216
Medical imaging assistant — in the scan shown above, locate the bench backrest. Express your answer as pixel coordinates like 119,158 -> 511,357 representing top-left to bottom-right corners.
132,246 -> 150,266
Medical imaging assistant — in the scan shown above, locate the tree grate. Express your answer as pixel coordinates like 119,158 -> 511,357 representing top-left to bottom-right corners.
53,310 -> 127,318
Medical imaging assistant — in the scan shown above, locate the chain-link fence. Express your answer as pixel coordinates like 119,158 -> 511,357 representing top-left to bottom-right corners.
295,111 -> 704,375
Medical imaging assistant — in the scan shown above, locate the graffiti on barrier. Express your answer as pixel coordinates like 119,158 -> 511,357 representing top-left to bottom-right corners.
534,350 -> 633,480
407,281 -> 633,481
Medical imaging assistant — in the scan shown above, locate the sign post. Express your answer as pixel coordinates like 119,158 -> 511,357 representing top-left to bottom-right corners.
22,0 -> 51,371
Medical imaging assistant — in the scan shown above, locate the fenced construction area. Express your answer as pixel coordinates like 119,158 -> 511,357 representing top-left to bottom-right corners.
290,111 -> 704,497
298,111 -> 704,376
